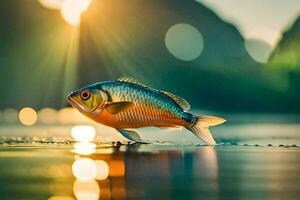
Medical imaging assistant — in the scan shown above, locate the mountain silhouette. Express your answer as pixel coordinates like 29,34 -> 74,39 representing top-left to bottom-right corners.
270,16 -> 300,70
268,16 -> 300,111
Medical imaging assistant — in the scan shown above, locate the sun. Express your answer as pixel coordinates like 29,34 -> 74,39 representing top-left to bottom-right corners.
38,0 -> 92,26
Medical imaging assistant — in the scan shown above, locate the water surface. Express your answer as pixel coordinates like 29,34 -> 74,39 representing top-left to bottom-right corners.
0,142 -> 299,200
1,115 -> 300,200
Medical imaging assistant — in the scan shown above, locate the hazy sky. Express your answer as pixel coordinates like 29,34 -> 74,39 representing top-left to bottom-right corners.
198,0 -> 300,48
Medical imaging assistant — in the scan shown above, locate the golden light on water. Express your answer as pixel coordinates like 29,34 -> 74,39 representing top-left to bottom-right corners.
71,125 -> 96,142
48,164 -> 72,178
73,142 -> 96,155
95,160 -> 109,180
108,160 -> 125,177
48,196 -> 75,200
72,157 -> 110,181
97,148 -> 115,154
72,158 -> 98,181
19,107 -> 37,126
38,0 -> 92,26
73,180 -> 100,200
71,147 -> 110,200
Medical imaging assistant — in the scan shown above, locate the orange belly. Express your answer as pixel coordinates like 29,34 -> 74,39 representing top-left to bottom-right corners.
90,105 -> 185,128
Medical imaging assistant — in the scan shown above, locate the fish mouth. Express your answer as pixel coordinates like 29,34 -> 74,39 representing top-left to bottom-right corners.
67,93 -> 102,115
67,95 -> 83,110
67,95 -> 74,106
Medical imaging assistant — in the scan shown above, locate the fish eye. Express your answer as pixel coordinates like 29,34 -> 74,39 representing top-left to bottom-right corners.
80,90 -> 90,101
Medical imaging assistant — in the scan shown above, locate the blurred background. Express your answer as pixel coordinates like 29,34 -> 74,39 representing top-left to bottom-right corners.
1,0 -> 300,112
0,0 -> 300,142
1,1 -> 300,199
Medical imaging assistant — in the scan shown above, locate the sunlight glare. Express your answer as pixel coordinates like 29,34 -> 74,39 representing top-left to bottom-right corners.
38,0 -> 92,26
78,0 -> 92,12
71,125 -> 96,142
73,142 -> 96,155
38,0 -> 63,9
61,0 -> 92,26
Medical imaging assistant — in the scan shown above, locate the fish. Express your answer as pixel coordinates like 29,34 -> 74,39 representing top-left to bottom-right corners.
67,77 -> 225,144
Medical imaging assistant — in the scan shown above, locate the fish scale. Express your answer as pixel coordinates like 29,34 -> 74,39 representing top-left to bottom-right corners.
100,81 -> 184,127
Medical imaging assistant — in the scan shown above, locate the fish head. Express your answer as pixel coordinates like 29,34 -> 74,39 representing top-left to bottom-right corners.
67,86 -> 107,115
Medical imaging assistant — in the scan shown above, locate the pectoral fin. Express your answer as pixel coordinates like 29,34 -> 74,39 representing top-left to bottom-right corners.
105,101 -> 134,115
116,128 -> 150,144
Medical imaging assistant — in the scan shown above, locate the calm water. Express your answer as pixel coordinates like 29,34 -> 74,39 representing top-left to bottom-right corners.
1,113 -> 300,200
0,143 -> 299,200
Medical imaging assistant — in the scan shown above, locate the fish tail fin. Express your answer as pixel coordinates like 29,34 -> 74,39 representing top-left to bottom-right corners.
186,115 -> 226,145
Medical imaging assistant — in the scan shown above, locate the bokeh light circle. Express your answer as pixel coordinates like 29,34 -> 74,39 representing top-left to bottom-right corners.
19,107 -> 37,126
95,160 -> 109,180
38,108 -> 58,124
165,23 -> 204,61
58,108 -> 75,124
72,158 -> 97,181
73,179 -> 100,200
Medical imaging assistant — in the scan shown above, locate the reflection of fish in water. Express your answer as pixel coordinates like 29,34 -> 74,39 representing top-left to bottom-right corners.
67,77 -> 225,144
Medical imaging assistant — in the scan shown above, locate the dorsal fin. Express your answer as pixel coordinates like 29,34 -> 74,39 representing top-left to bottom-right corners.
160,91 -> 191,111
117,77 -> 147,87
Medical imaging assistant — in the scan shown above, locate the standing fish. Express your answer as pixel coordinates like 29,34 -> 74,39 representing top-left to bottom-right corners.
67,77 -> 225,144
